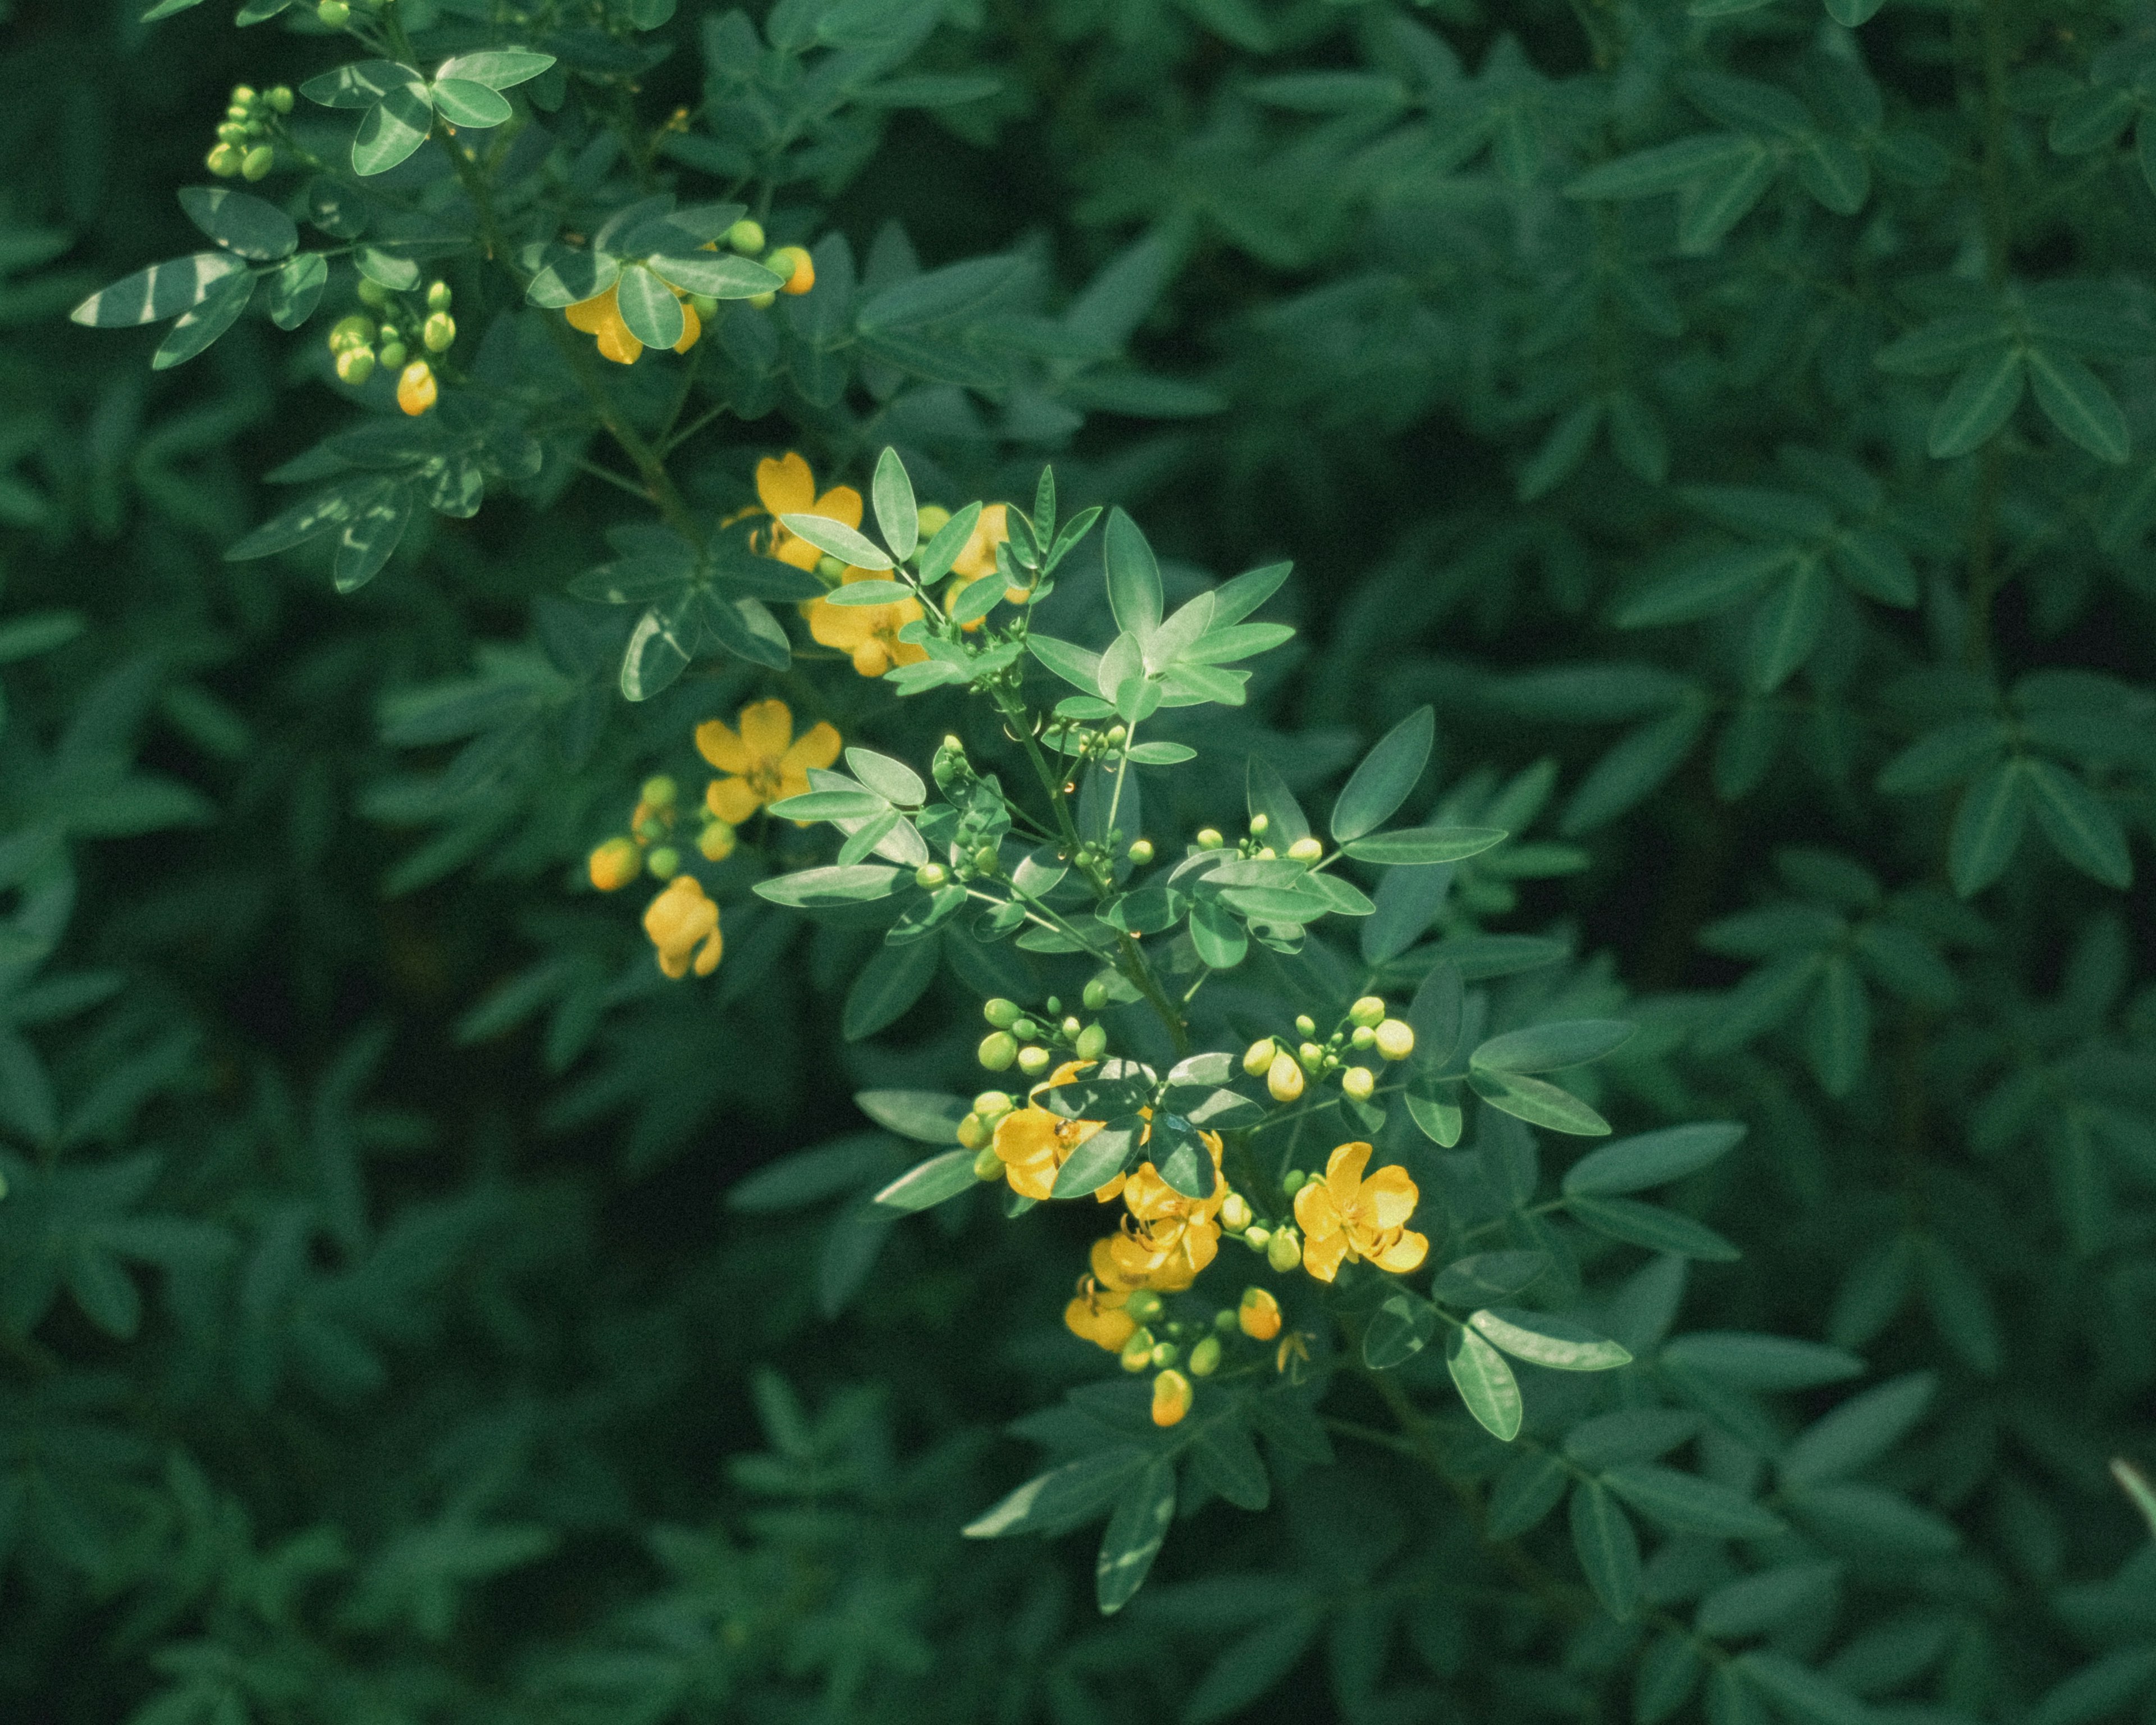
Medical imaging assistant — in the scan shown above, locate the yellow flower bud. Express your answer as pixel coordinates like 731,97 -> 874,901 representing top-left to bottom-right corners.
1075,1023 -> 1107,1061
1127,838 -> 1154,865
983,998 -> 1022,1029
1189,1335 -> 1222,1377
1249,813 -> 1270,837
1016,1045 -> 1050,1078
1287,836 -> 1323,862
1375,1018 -> 1415,1061
1196,828 -> 1223,850
1295,1014 -> 1317,1037
423,310 -> 456,352
698,820 -> 736,861
978,1031 -> 1018,1070
1267,1227 -> 1302,1275
1299,1041 -> 1324,1070
1342,1066 -> 1375,1102
1220,1192 -> 1253,1234
334,346 -> 376,386
767,245 -> 815,295
587,836 -> 641,892
1350,996 -> 1386,1029
396,360 -> 437,416
1120,1330 -> 1155,1373
1151,1368 -> 1193,1427
957,1112 -> 988,1149
1351,1024 -> 1376,1049
1267,1051 -> 1304,1103
427,279 -> 452,311
231,83 -> 257,105
1243,1038 -> 1276,1077
972,1144 -> 1005,1181
328,314 -> 374,352
1239,1286 -> 1282,1341
972,1090 -> 1013,1120
1243,1225 -> 1271,1252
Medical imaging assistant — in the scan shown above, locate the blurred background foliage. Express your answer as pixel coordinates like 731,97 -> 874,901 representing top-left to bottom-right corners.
7,0 -> 2156,1721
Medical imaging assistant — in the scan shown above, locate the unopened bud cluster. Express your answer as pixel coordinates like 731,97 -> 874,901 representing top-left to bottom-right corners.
1242,995 -> 1411,1110
205,83 -> 291,182
587,772 -> 738,896
328,279 -> 454,414
976,993 -> 1109,1078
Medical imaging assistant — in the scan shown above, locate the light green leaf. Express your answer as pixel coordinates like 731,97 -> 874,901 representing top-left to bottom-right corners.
1364,1292 -> 1437,1370
779,512 -> 894,572
1563,1122 -> 1746,1195
1446,1325 -> 1523,1439
1471,1307 -> 1632,1371
151,270 -> 254,370
872,1149 -> 981,1212
429,77 -> 513,129
1103,507 -> 1163,639
179,186 -> 298,259
871,447 -> 919,562
1095,1461 -> 1176,1614
1331,706 -> 1435,842
1467,1068 -> 1611,1136
433,49 -> 556,90
352,86 -> 436,176
1569,1482 -> 1642,1618
752,865 -> 903,907
72,252 -> 245,327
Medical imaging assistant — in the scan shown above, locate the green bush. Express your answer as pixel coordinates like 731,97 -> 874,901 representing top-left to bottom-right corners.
7,0 -> 2156,1719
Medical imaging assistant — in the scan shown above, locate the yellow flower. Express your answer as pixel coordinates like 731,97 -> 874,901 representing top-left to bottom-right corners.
695,698 -> 841,825
992,1061 -> 1108,1200
746,452 -> 862,571
564,281 -> 701,366
396,359 -> 437,416
1291,1141 -> 1428,1283
806,569 -> 929,678
643,874 -> 721,979
1063,1279 -> 1139,1353
588,836 -> 641,892
1238,1286 -> 1282,1341
1152,1368 -> 1193,1427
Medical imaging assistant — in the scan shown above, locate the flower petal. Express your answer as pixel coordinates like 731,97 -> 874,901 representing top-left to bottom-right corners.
756,453 -> 815,518
595,318 -> 643,364
1362,1164 -> 1420,1232
1293,1179 -> 1344,1241
564,286 -> 618,333
807,597 -> 875,651
706,776 -> 762,824
673,298 -> 701,354
1301,1227 -> 1349,1283
782,720 -> 843,774
695,719 -> 752,774
736,698 -> 794,764
1370,1227 -> 1429,1276
1325,1140 -> 1373,1194
811,484 -> 864,531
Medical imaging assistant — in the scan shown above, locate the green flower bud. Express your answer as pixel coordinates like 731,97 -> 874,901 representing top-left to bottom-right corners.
972,1090 -> 1013,1120
1011,1018 -> 1039,1041
426,279 -> 452,311
972,843 -> 1001,876
1243,1224 -> 1271,1252
1281,1169 -> 1308,1197
1120,1330 -> 1154,1373
217,122 -> 250,146
914,862 -> 948,890
1074,1023 -> 1107,1062
1299,1041 -> 1324,1071
983,998 -> 1022,1029
1287,836 -> 1323,862
268,86 -> 295,113
689,294 -> 718,318
328,314 -> 374,352
956,1112 -> 988,1149
748,290 -> 775,309
1267,1227 -> 1302,1275
227,103 -> 252,124
641,775 -> 678,808
422,310 -> 456,352
726,217 -> 766,254
1255,846 -> 1276,860
1045,997 -> 1062,1015
1195,827 -> 1224,849
377,339 -> 408,371
1341,1066 -> 1375,1102
978,1030 -> 1018,1071
1295,1014 -> 1316,1038
247,120 -> 271,141
1082,978 -> 1109,1011
972,1143 -> 1005,1181
1215,1307 -> 1239,1332
317,0 -> 351,24
1149,1341 -> 1179,1369
231,84 -> 258,106
1349,996 -> 1386,1029
1061,1016 -> 1081,1038
1127,837 -> 1154,865
1351,1024 -> 1376,1049
1016,1045 -> 1050,1078
645,846 -> 680,880
207,143 -> 244,177
356,277 -> 390,309
1248,813 -> 1269,837
917,504 -> 952,538
1124,1290 -> 1163,1324
1220,1193 -> 1253,1233
1375,1018 -> 1415,1061
334,346 -> 376,385
1189,1335 -> 1222,1377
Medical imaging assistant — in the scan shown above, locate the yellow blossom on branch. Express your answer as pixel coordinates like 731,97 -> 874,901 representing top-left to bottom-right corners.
642,874 -> 721,979
744,453 -> 862,571
1291,1141 -> 1429,1283
806,571 -> 929,678
992,1061 -> 1108,1199
1062,1279 -> 1139,1352
564,282 -> 701,366
695,697 -> 841,825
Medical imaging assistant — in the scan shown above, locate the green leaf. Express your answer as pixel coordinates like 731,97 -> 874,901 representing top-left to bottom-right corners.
1605,1464 -> 1787,1537
1103,507 -> 1163,639
1364,1292 -> 1437,1370
1636,1633 -> 1705,1725
614,262 -> 684,350
778,512 -> 894,572
352,85 -> 437,176
1470,1018 -> 1634,1075
1747,560 -> 1830,693
330,477 -> 411,592
1467,1068 -> 1611,1136
1661,1331 -> 1863,1389
141,0 -> 211,16
152,270 -> 254,370
1824,0 -> 1884,20
1875,718 -> 2008,795
1676,142 -> 1778,253
1470,1307 -> 1632,1371
1245,756 -> 1312,847
644,252 -> 785,298
72,252 -> 245,326
870,448 -> 919,562
433,48 -> 556,89
1569,1482 -> 1642,1619
618,603 -> 691,700
1446,1325 -> 1523,1439
2023,757 -> 2132,887
1095,1461 -> 1176,1614
429,77 -> 513,129
1947,759 -> 2030,896
1779,1372 -> 1936,1486
301,60 -> 419,108
1695,1563 -> 1842,1639
1186,1417 -> 1268,1510
2027,346 -> 2130,462
1927,346 -> 2026,459
1567,1195 -> 1742,1261
873,1148 -> 982,1212
265,252 -> 328,329
526,245 -> 622,308
770,790 -> 890,822
1563,1122 -> 1746,1195
852,1090 -> 965,1144
1331,706 -> 1435,842
1805,956 -> 1870,1096
1563,1408 -> 1702,1468
1432,1251 -> 1549,1306
1732,1653 -> 1873,1725
1616,546 -> 1797,628
962,1446 -> 1150,1538
1187,897 -> 1248,970
1567,133 -> 1759,200
1560,704 -> 1709,835
843,936 -> 940,1039
2028,1646 -> 2156,1725
1403,1083 -> 1464,1147
1049,1120 -> 1141,1198
1797,134 -> 1870,214
1181,1607 -> 1325,1725
1339,825 -> 1505,865
0,611 -> 85,663
179,186 -> 298,260
753,865 -> 902,907
354,244 -> 421,290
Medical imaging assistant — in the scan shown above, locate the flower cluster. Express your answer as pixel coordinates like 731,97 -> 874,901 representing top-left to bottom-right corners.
561,222 -> 816,367
204,81 -> 289,182
326,279 -> 453,415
